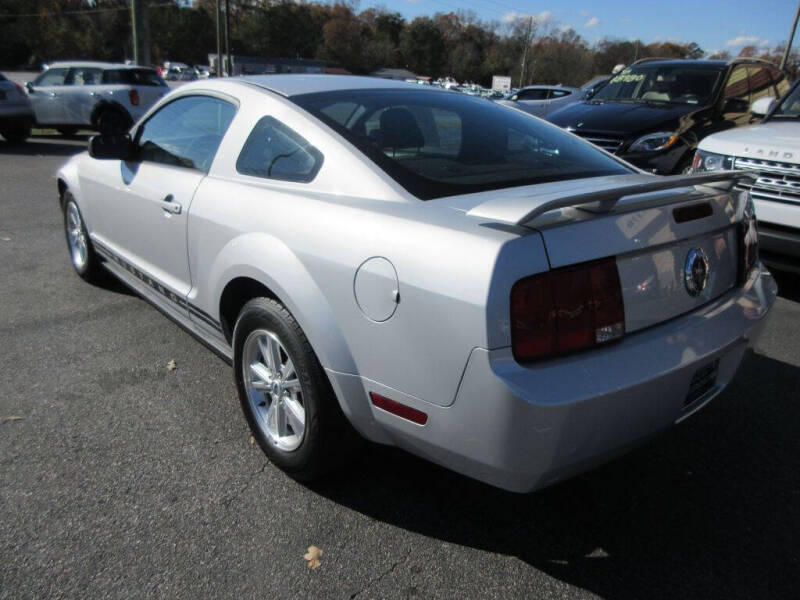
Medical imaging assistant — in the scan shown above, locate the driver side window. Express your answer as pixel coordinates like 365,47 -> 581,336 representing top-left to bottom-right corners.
136,95 -> 236,173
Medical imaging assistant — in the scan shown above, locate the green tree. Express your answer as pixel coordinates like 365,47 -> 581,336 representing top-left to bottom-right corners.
399,16 -> 445,76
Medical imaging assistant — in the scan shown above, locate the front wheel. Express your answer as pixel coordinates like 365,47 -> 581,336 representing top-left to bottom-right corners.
233,297 -> 355,481
63,192 -> 103,282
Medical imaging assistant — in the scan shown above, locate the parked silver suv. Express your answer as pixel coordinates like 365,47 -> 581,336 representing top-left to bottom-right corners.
26,61 -> 168,135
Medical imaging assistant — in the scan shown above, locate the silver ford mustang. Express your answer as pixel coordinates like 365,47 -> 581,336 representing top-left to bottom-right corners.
56,75 -> 776,492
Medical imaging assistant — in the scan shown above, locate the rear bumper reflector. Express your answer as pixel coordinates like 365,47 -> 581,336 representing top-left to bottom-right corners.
369,392 -> 428,425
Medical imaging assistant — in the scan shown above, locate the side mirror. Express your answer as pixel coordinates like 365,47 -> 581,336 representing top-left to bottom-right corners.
723,97 -> 750,114
750,96 -> 776,117
89,134 -> 133,160
25,81 -> 34,93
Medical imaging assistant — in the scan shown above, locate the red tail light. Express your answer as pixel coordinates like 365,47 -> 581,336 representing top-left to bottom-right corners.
129,89 -> 140,106
511,257 -> 625,362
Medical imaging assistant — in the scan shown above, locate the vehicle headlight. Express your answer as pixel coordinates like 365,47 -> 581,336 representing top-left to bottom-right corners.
690,149 -> 733,173
628,131 -> 679,153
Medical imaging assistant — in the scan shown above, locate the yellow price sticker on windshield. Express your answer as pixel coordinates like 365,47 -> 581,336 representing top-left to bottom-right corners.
610,73 -> 644,84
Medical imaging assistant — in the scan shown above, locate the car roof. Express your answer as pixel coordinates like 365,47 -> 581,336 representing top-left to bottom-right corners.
46,61 -> 154,71
520,84 -> 576,89
241,74 -> 427,97
629,59 -> 728,69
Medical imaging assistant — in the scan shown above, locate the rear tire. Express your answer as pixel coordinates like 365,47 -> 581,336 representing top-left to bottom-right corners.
233,297 -> 356,481
95,108 -> 131,135
62,191 -> 103,283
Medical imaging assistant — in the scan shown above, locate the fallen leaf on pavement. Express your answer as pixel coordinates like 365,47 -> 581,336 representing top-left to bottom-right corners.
304,545 -> 323,570
167,359 -> 177,372
0,416 -> 24,424
249,435 -> 255,446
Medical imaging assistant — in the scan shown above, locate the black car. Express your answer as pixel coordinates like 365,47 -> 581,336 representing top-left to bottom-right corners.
547,58 -> 789,174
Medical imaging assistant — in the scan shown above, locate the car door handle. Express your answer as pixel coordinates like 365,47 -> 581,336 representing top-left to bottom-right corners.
160,195 -> 182,214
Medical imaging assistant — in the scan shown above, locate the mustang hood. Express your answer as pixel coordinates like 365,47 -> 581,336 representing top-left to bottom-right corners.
547,100 -> 702,137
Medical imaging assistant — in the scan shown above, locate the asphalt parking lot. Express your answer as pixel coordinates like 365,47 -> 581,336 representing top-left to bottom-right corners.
1,134 -> 799,599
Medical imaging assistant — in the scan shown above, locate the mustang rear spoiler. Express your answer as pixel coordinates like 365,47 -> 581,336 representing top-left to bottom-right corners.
466,171 -> 755,226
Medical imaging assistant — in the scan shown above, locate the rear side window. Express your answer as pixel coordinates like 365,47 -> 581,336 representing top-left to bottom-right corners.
136,95 -> 236,172
104,69 -> 165,87
236,116 -> 323,183
724,66 -> 750,104
67,67 -> 102,86
517,88 -> 547,100
124,69 -> 166,87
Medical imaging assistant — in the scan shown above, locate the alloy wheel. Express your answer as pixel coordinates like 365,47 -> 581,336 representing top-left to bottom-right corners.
242,329 -> 306,451
65,202 -> 88,271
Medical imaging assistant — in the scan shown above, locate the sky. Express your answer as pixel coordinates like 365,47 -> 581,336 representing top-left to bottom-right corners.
362,0 -> 798,55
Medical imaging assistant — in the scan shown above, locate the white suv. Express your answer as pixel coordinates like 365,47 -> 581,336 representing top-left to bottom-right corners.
25,61 -> 168,135
693,79 -> 800,273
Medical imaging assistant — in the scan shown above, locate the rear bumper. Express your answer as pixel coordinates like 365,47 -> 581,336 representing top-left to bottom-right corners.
338,264 -> 777,493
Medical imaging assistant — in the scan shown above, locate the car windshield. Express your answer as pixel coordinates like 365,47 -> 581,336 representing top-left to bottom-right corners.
292,88 -> 631,200
769,83 -> 800,119
592,65 -> 723,105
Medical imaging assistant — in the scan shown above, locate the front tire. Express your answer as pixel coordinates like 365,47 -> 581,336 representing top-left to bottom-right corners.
63,192 -> 103,283
233,297 -> 354,481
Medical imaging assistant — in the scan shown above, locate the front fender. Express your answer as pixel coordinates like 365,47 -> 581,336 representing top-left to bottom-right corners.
56,154 -> 88,213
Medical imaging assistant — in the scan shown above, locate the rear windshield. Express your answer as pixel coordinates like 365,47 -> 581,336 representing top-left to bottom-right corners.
292,89 -> 631,200
103,68 -> 166,87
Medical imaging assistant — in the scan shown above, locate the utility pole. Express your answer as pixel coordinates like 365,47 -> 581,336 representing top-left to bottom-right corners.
224,0 -> 231,76
781,0 -> 800,71
519,16 -> 533,88
130,0 -> 150,66
130,0 -> 139,64
215,0 -> 222,77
